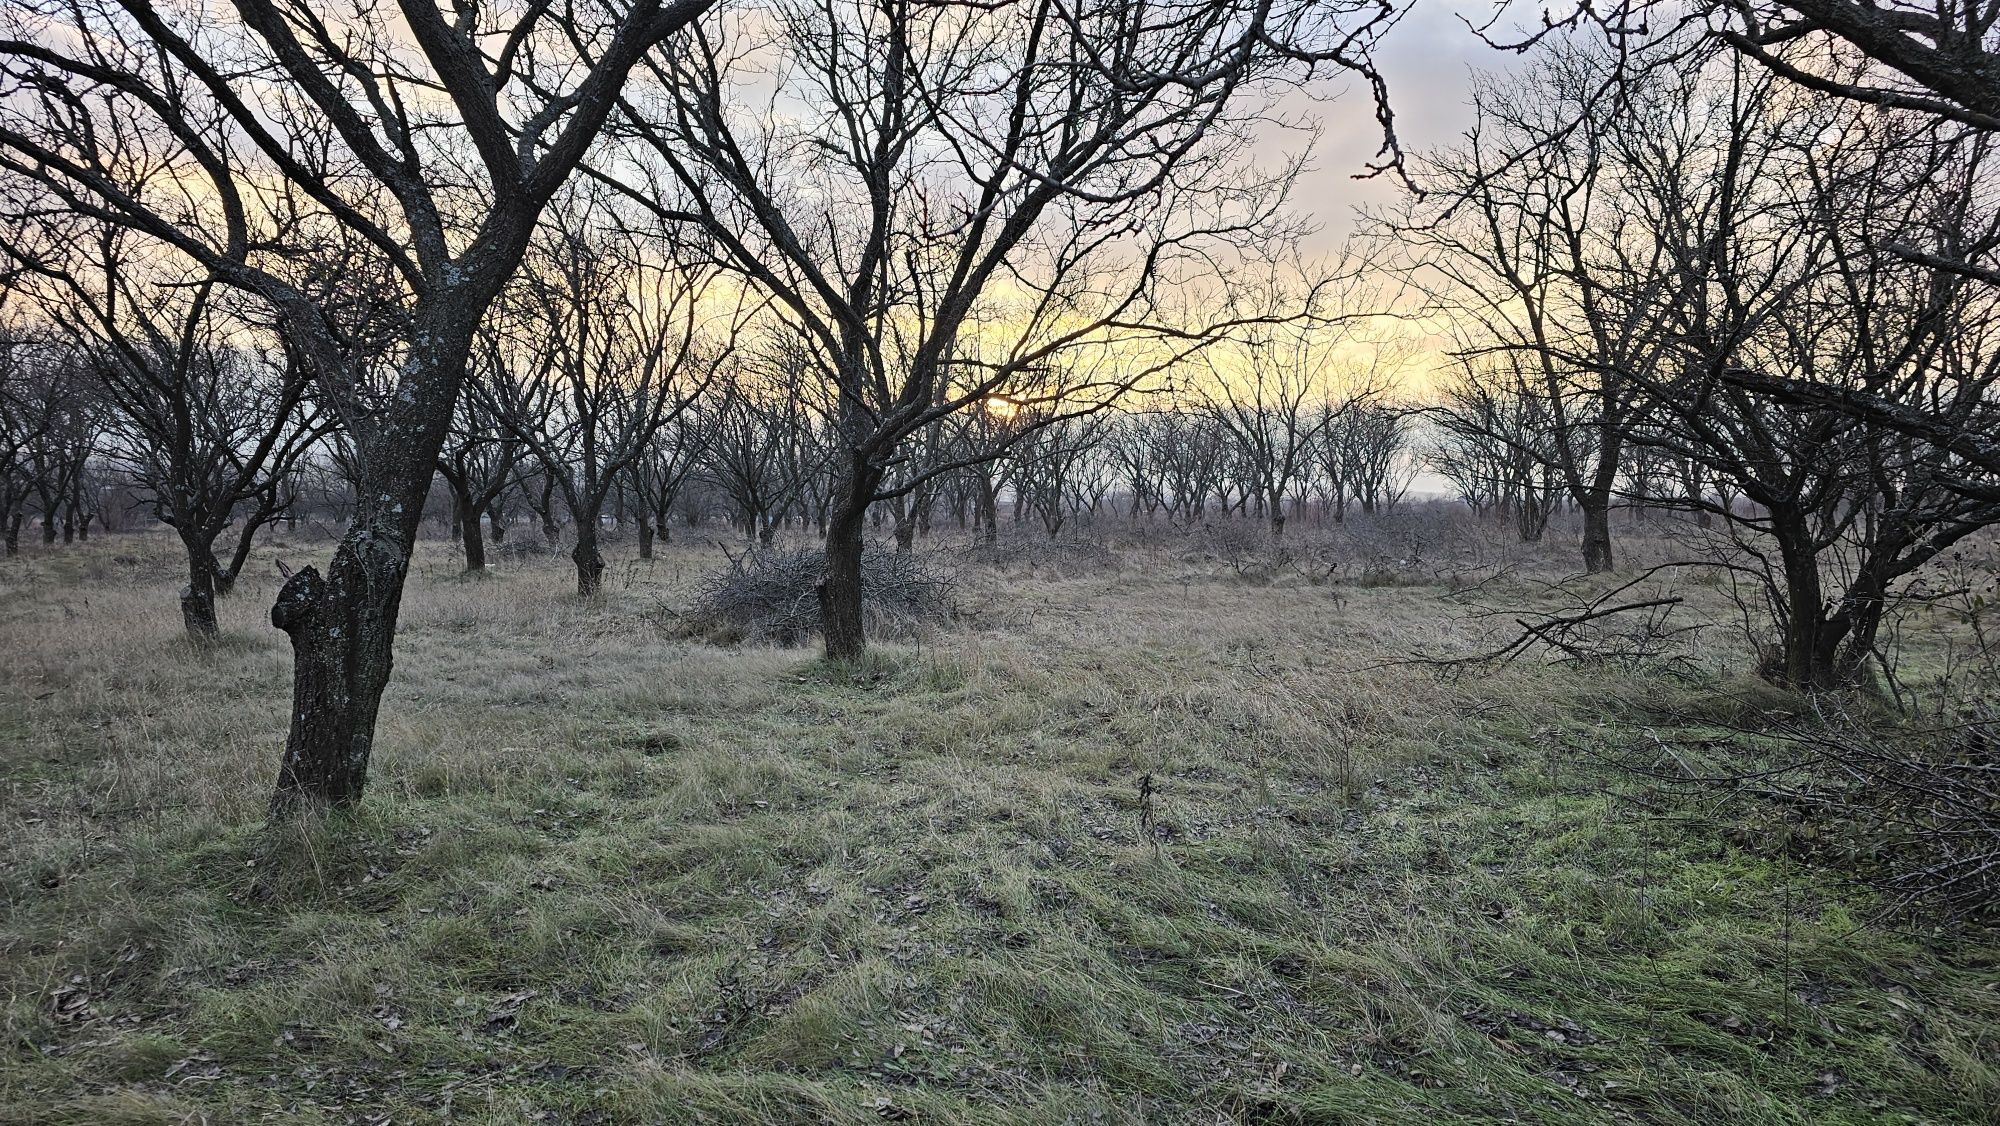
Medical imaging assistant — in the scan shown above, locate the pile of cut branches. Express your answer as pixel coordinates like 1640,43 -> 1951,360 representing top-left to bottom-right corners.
1629,705 -> 2000,920
673,545 -> 956,646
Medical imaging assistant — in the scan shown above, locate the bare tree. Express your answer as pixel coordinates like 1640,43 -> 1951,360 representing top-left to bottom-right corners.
1429,359 -> 1565,539
1501,0 -> 1997,137
0,326 -> 58,554
1646,99 -> 2000,687
1139,405 -> 1237,524
8,336 -> 101,548
629,398 -> 717,557
1327,398 -> 1417,517
1195,268 -> 1376,538
1506,0 -> 1999,286
1476,35 -> 2000,688
0,0 -> 717,809
1714,0 -> 2000,137
700,337 -> 828,546
603,0 -> 1402,659
436,370 -> 525,574
1390,43 -> 1695,572
489,201 -> 734,594
2,219 -> 330,637
931,402 -> 1021,544
1011,410 -> 1115,540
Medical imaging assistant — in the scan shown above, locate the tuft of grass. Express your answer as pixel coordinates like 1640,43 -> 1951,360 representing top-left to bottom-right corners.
1,529 -> 1995,1124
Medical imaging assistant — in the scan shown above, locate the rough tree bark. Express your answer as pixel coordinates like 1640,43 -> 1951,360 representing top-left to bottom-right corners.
635,506 -> 654,559
270,531 -> 409,811
1580,498 -> 1614,574
818,450 -> 885,661
179,529 -> 220,641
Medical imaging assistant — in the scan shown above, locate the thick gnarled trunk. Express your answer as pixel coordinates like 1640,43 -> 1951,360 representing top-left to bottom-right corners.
819,508 -> 868,661
178,522 -> 238,634
269,526 -> 409,812
463,507 -> 488,572
1770,520 -> 1845,691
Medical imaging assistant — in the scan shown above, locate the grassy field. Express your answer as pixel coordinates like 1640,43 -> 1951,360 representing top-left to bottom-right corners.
2,523 -> 1995,1124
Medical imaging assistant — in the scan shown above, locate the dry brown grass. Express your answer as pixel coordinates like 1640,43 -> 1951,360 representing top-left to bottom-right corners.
1,521 -> 1995,1124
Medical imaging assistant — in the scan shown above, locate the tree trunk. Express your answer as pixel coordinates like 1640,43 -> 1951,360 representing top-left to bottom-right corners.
460,494 -> 487,572
892,494 -> 916,553
180,533 -> 220,643
1782,591 -> 1834,689
538,477 -> 560,544
1833,571 -> 1891,685
977,478 -> 999,545
573,515 -> 604,596
269,529 -> 408,813
820,508 -> 868,660
636,508 -> 655,560
1580,498 -> 1614,574
819,454 -> 884,661
1771,520 -> 1839,690
1517,493 -> 1545,542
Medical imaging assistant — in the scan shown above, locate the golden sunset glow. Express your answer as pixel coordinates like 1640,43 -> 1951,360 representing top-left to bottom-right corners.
981,395 -> 1022,420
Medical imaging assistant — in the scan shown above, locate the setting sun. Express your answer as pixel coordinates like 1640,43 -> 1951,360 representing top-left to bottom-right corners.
981,395 -> 1022,420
